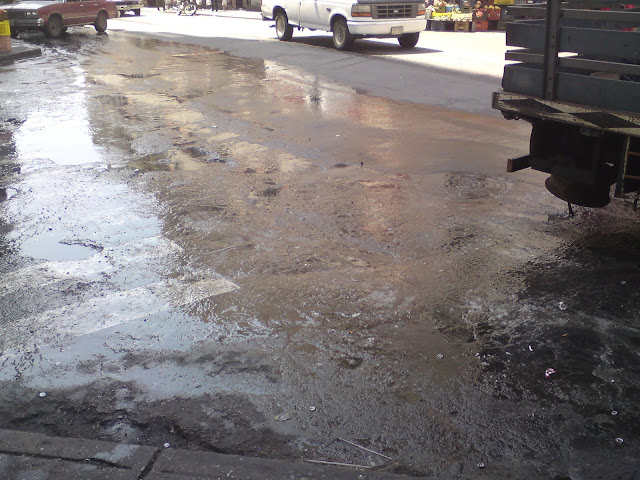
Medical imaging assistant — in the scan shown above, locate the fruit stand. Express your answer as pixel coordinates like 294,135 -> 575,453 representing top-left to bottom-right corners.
427,0 -> 512,32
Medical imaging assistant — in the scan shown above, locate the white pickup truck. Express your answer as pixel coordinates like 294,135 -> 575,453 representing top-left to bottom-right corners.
261,0 -> 427,50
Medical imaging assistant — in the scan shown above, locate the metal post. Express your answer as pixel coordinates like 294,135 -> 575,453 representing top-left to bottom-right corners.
614,135 -> 631,197
543,0 -> 561,100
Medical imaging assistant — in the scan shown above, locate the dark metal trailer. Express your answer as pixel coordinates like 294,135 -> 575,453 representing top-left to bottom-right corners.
492,0 -> 640,208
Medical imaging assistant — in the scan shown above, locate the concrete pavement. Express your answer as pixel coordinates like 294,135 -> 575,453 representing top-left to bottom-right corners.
0,44 -> 41,64
0,429 -> 431,480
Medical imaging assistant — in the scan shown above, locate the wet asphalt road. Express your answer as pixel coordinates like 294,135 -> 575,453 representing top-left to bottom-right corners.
1,28 -> 639,480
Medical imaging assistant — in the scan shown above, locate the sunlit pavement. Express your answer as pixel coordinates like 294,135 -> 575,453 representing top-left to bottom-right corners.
110,7 -> 509,78
1,12 -> 639,480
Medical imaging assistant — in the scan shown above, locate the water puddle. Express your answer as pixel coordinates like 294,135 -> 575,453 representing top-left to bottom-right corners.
21,235 -> 97,262
15,65 -> 102,166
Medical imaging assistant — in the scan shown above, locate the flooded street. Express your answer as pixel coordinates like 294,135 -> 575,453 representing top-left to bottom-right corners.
1,30 -> 639,479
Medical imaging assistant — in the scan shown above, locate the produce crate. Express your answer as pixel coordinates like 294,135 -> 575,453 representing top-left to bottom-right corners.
454,21 -> 470,32
430,20 -> 453,31
486,8 -> 501,20
472,9 -> 486,20
472,19 -> 488,31
0,19 -> 9,36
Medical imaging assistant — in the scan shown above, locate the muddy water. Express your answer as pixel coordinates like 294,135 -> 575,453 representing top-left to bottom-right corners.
1,32 -> 639,479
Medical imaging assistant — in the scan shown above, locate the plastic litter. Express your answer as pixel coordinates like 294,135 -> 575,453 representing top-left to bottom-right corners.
309,406 -> 316,411
39,392 -> 47,398
437,354 -> 444,359
611,410 -> 618,416
477,462 -> 485,468
615,438 -> 624,444
559,302 -> 567,311
545,368 -> 556,378
274,412 -> 291,421
528,345 -> 533,352
163,442 -> 171,448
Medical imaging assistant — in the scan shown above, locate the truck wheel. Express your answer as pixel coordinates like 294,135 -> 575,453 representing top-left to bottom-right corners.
94,11 -> 108,32
134,8 -> 141,15
332,17 -> 354,51
44,15 -> 64,38
275,11 -> 293,41
398,32 -> 419,49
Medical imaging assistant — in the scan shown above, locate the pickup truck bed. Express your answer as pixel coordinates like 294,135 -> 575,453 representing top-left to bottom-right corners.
492,1 -> 640,207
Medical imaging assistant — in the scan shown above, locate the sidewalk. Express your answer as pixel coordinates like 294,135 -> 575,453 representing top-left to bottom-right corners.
0,429 -> 431,479
0,42 -> 41,64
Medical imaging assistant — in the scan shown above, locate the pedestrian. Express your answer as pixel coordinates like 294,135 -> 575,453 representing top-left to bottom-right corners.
211,0 -> 217,11
221,0 -> 227,10
157,0 -> 166,10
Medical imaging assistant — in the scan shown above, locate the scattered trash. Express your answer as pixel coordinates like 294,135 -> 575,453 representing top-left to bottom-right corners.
309,406 -> 316,412
545,368 -> 556,378
274,412 -> 291,422
339,355 -> 363,370
307,459 -> 373,469
528,345 -> 533,352
338,437 -> 392,461
559,302 -> 567,311
437,354 -> 444,359
163,442 -> 171,448
621,281 -> 626,285
615,438 -> 624,445
611,410 -> 618,416
477,462 -> 485,468
38,392 -> 47,398
55,362 -> 61,366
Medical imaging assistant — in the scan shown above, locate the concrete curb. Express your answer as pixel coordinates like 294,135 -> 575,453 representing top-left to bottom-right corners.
0,45 -> 42,64
0,429 -> 431,479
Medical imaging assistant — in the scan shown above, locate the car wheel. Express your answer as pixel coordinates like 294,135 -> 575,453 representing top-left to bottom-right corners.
134,8 -> 141,15
94,11 -> 108,33
44,15 -> 64,38
398,32 -> 419,49
275,11 -> 293,41
332,17 -> 354,51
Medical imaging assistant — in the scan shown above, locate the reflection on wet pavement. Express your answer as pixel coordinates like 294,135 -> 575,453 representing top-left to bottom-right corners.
0,32 -> 639,479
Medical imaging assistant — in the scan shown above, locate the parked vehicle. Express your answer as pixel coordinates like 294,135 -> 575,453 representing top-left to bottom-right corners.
492,0 -> 640,208
261,0 -> 427,50
109,0 -> 143,16
4,0 -> 117,38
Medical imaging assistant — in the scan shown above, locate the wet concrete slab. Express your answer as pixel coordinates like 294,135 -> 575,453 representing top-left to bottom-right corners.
0,429 -> 430,480
0,429 -> 156,479
0,30 -> 639,480
149,448 -> 430,480
0,45 -> 42,64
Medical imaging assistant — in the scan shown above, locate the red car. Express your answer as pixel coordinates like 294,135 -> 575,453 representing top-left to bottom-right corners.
5,0 -> 117,38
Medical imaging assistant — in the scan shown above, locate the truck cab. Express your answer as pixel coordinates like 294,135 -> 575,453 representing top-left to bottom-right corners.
261,0 -> 427,50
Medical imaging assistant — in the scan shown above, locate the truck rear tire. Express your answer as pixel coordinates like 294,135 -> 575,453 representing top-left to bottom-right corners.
275,11 -> 293,41
398,32 -> 419,48
332,17 -> 354,51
